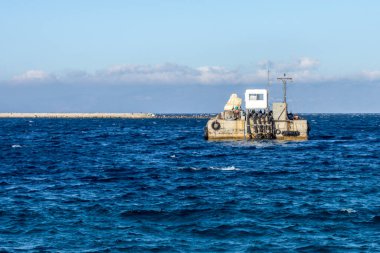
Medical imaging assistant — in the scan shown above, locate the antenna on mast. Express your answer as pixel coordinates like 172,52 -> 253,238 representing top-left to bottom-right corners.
266,62 -> 271,112
277,73 -> 292,104
266,61 -> 271,88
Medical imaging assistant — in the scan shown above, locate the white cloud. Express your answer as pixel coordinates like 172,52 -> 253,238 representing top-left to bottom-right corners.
12,70 -> 55,82
255,57 -> 323,83
297,57 -> 320,70
361,70 -> 380,81
93,63 -> 249,84
9,59 -> 380,85
258,57 -> 320,72
101,63 -> 199,84
196,66 -> 241,84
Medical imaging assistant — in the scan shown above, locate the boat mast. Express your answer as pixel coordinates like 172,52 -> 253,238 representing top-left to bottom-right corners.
266,62 -> 271,112
277,73 -> 292,104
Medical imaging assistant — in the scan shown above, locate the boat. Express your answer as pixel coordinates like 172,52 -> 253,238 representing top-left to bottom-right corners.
204,75 -> 310,140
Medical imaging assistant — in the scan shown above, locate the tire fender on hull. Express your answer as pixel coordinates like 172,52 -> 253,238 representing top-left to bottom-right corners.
211,121 -> 221,131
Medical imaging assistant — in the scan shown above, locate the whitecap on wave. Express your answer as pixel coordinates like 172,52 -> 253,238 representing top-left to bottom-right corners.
11,144 -> 22,148
210,166 -> 239,171
340,208 -> 357,213
179,166 -> 239,171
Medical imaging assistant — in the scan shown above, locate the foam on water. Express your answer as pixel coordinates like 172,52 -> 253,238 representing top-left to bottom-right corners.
210,166 -> 239,171
341,208 -> 357,213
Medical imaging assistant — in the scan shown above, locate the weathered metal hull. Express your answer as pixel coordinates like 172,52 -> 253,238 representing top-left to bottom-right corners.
205,119 -> 245,140
205,118 -> 309,141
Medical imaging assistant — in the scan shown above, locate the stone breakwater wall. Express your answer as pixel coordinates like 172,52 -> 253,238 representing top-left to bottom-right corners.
0,113 -> 155,118
0,113 -> 216,119
155,114 -> 216,119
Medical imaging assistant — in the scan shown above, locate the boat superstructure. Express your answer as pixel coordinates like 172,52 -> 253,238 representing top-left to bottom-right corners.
204,75 -> 309,140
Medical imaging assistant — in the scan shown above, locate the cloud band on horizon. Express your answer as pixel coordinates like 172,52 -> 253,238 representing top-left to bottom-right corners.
5,57 -> 380,86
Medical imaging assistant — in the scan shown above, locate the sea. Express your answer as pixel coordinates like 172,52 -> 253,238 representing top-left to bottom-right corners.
0,114 -> 379,252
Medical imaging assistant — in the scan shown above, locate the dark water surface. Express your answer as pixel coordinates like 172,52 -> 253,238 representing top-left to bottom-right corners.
1,114 -> 380,252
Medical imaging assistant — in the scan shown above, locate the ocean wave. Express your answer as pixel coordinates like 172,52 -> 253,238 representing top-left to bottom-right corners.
210,166 -> 239,171
120,208 -> 213,219
340,208 -> 357,213
1,115 -> 380,251
179,166 -> 239,171
371,215 -> 380,223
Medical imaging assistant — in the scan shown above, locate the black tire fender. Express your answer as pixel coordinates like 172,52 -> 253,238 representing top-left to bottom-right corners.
211,121 -> 221,131
204,126 -> 209,140
275,129 -> 281,135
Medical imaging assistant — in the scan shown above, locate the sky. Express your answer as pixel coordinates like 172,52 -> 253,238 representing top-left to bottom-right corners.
0,0 -> 380,113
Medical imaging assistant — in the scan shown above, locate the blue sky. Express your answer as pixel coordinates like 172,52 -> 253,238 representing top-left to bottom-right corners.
0,1 -> 379,113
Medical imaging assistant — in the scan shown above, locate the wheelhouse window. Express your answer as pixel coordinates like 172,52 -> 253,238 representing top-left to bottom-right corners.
249,94 -> 264,100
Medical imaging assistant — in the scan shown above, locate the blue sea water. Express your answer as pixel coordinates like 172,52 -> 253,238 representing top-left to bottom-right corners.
0,114 -> 380,252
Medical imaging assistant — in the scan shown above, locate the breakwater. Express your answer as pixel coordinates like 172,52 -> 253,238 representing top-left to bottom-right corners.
0,113 -> 216,119
0,113 -> 154,119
